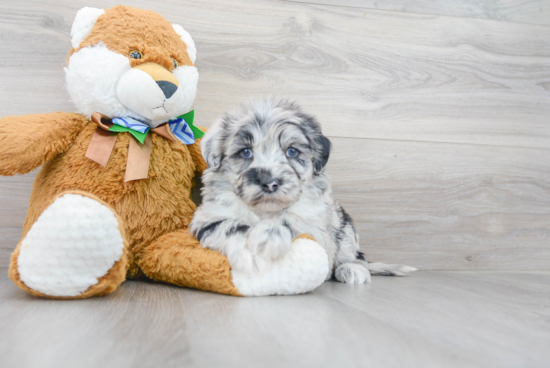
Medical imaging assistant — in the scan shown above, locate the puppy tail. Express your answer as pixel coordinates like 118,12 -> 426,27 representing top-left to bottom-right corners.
366,262 -> 418,276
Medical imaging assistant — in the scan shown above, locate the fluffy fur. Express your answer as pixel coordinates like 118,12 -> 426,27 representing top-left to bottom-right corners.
2,6 -> 241,298
66,6 -> 198,125
191,98 -> 417,282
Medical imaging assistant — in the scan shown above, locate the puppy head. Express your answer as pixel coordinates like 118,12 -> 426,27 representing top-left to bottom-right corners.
202,98 -> 331,212
65,6 -> 198,127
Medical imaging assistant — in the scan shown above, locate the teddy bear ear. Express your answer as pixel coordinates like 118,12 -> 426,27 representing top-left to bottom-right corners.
172,24 -> 197,64
70,7 -> 105,49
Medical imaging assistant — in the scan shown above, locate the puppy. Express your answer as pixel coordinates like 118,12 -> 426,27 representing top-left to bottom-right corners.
190,98 -> 416,283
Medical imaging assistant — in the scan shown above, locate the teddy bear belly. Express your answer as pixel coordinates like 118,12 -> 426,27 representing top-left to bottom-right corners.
22,125 -> 198,276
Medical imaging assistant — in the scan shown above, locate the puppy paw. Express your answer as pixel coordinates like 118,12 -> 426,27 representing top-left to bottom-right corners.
225,243 -> 256,273
247,221 -> 292,261
334,263 -> 371,284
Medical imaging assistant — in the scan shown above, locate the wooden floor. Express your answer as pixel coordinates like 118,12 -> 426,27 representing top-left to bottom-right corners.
1,269 -> 548,368
1,0 -> 550,367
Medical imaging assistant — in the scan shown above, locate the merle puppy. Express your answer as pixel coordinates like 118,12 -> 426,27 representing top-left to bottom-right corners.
190,98 -> 416,283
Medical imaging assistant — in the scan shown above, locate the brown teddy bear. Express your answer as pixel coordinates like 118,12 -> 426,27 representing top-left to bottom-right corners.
0,5 -> 329,298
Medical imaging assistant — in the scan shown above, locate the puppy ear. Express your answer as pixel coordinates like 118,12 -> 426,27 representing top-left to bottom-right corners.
200,122 -> 224,171
71,7 -> 105,49
172,24 -> 197,64
313,134 -> 331,174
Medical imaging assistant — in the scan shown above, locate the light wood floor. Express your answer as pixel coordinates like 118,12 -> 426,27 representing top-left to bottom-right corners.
1,0 -> 549,367
1,269 -> 549,368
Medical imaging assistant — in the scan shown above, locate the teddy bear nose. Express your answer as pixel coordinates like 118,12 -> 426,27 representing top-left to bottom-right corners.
156,80 -> 178,99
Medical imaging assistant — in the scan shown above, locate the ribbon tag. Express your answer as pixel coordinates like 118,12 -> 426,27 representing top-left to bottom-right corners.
124,133 -> 152,182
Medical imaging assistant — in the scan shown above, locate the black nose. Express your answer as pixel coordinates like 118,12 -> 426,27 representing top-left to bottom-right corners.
260,178 -> 280,193
245,168 -> 282,193
156,80 -> 178,99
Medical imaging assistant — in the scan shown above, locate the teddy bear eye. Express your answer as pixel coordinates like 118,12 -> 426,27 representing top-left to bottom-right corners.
173,59 -> 178,69
129,50 -> 142,59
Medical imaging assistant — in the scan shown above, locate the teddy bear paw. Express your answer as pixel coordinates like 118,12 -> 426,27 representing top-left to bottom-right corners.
16,193 -> 126,297
231,235 -> 329,296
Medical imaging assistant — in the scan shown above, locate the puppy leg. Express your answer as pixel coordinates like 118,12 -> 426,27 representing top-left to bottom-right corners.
333,206 -> 417,283
191,217 -> 259,273
331,208 -> 372,284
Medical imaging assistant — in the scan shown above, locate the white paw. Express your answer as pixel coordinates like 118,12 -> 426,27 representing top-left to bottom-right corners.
246,222 -> 292,261
231,237 -> 329,296
226,245 -> 257,274
17,194 -> 125,297
334,263 -> 372,284
226,244 -> 272,274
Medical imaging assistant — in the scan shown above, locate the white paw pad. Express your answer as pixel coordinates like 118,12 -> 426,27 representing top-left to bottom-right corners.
17,194 -> 125,297
231,237 -> 329,296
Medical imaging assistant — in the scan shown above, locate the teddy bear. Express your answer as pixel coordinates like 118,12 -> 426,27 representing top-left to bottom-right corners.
0,5 -> 329,298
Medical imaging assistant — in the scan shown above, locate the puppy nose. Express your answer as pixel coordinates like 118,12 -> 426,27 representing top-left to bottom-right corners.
156,80 -> 178,99
261,178 -> 280,193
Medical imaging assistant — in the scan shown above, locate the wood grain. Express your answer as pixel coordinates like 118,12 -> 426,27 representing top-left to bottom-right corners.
1,270 -> 549,368
287,0 -> 550,27
327,138 -> 550,271
0,0 -> 549,148
0,0 -> 549,271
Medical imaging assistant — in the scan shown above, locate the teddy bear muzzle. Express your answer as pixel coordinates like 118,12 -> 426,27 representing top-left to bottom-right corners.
116,62 -> 184,123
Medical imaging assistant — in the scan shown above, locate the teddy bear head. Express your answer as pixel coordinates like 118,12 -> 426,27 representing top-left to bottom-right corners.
65,5 -> 198,127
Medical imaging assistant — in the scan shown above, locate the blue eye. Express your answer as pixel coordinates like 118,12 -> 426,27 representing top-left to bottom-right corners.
286,147 -> 299,158
240,148 -> 253,159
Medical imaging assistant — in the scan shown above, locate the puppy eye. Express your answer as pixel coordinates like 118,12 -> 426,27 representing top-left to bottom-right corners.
129,50 -> 142,59
173,59 -> 178,69
240,148 -> 253,159
286,147 -> 299,158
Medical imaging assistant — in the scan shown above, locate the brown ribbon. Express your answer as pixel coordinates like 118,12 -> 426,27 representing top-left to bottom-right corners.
85,113 -> 177,182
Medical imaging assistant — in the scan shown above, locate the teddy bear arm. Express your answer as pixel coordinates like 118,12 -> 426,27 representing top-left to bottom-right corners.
0,112 -> 88,175
136,229 -> 243,296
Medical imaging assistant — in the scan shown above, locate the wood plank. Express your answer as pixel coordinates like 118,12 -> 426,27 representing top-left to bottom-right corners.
318,271 -> 550,368
1,271 -> 548,368
0,171 -> 35,267
0,0 -> 549,148
326,137 -> 550,271
287,0 -> 550,27
1,137 -> 549,271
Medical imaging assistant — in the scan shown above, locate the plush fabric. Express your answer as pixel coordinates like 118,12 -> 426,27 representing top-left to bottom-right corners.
14,121 -> 205,282
0,113 -> 88,175
9,191 -> 131,300
69,5 -> 194,68
140,230 -> 242,296
2,5 -> 223,298
231,235 -> 329,296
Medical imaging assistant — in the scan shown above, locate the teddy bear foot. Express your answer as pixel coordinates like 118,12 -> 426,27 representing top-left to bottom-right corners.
231,235 -> 330,296
9,192 -> 129,299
